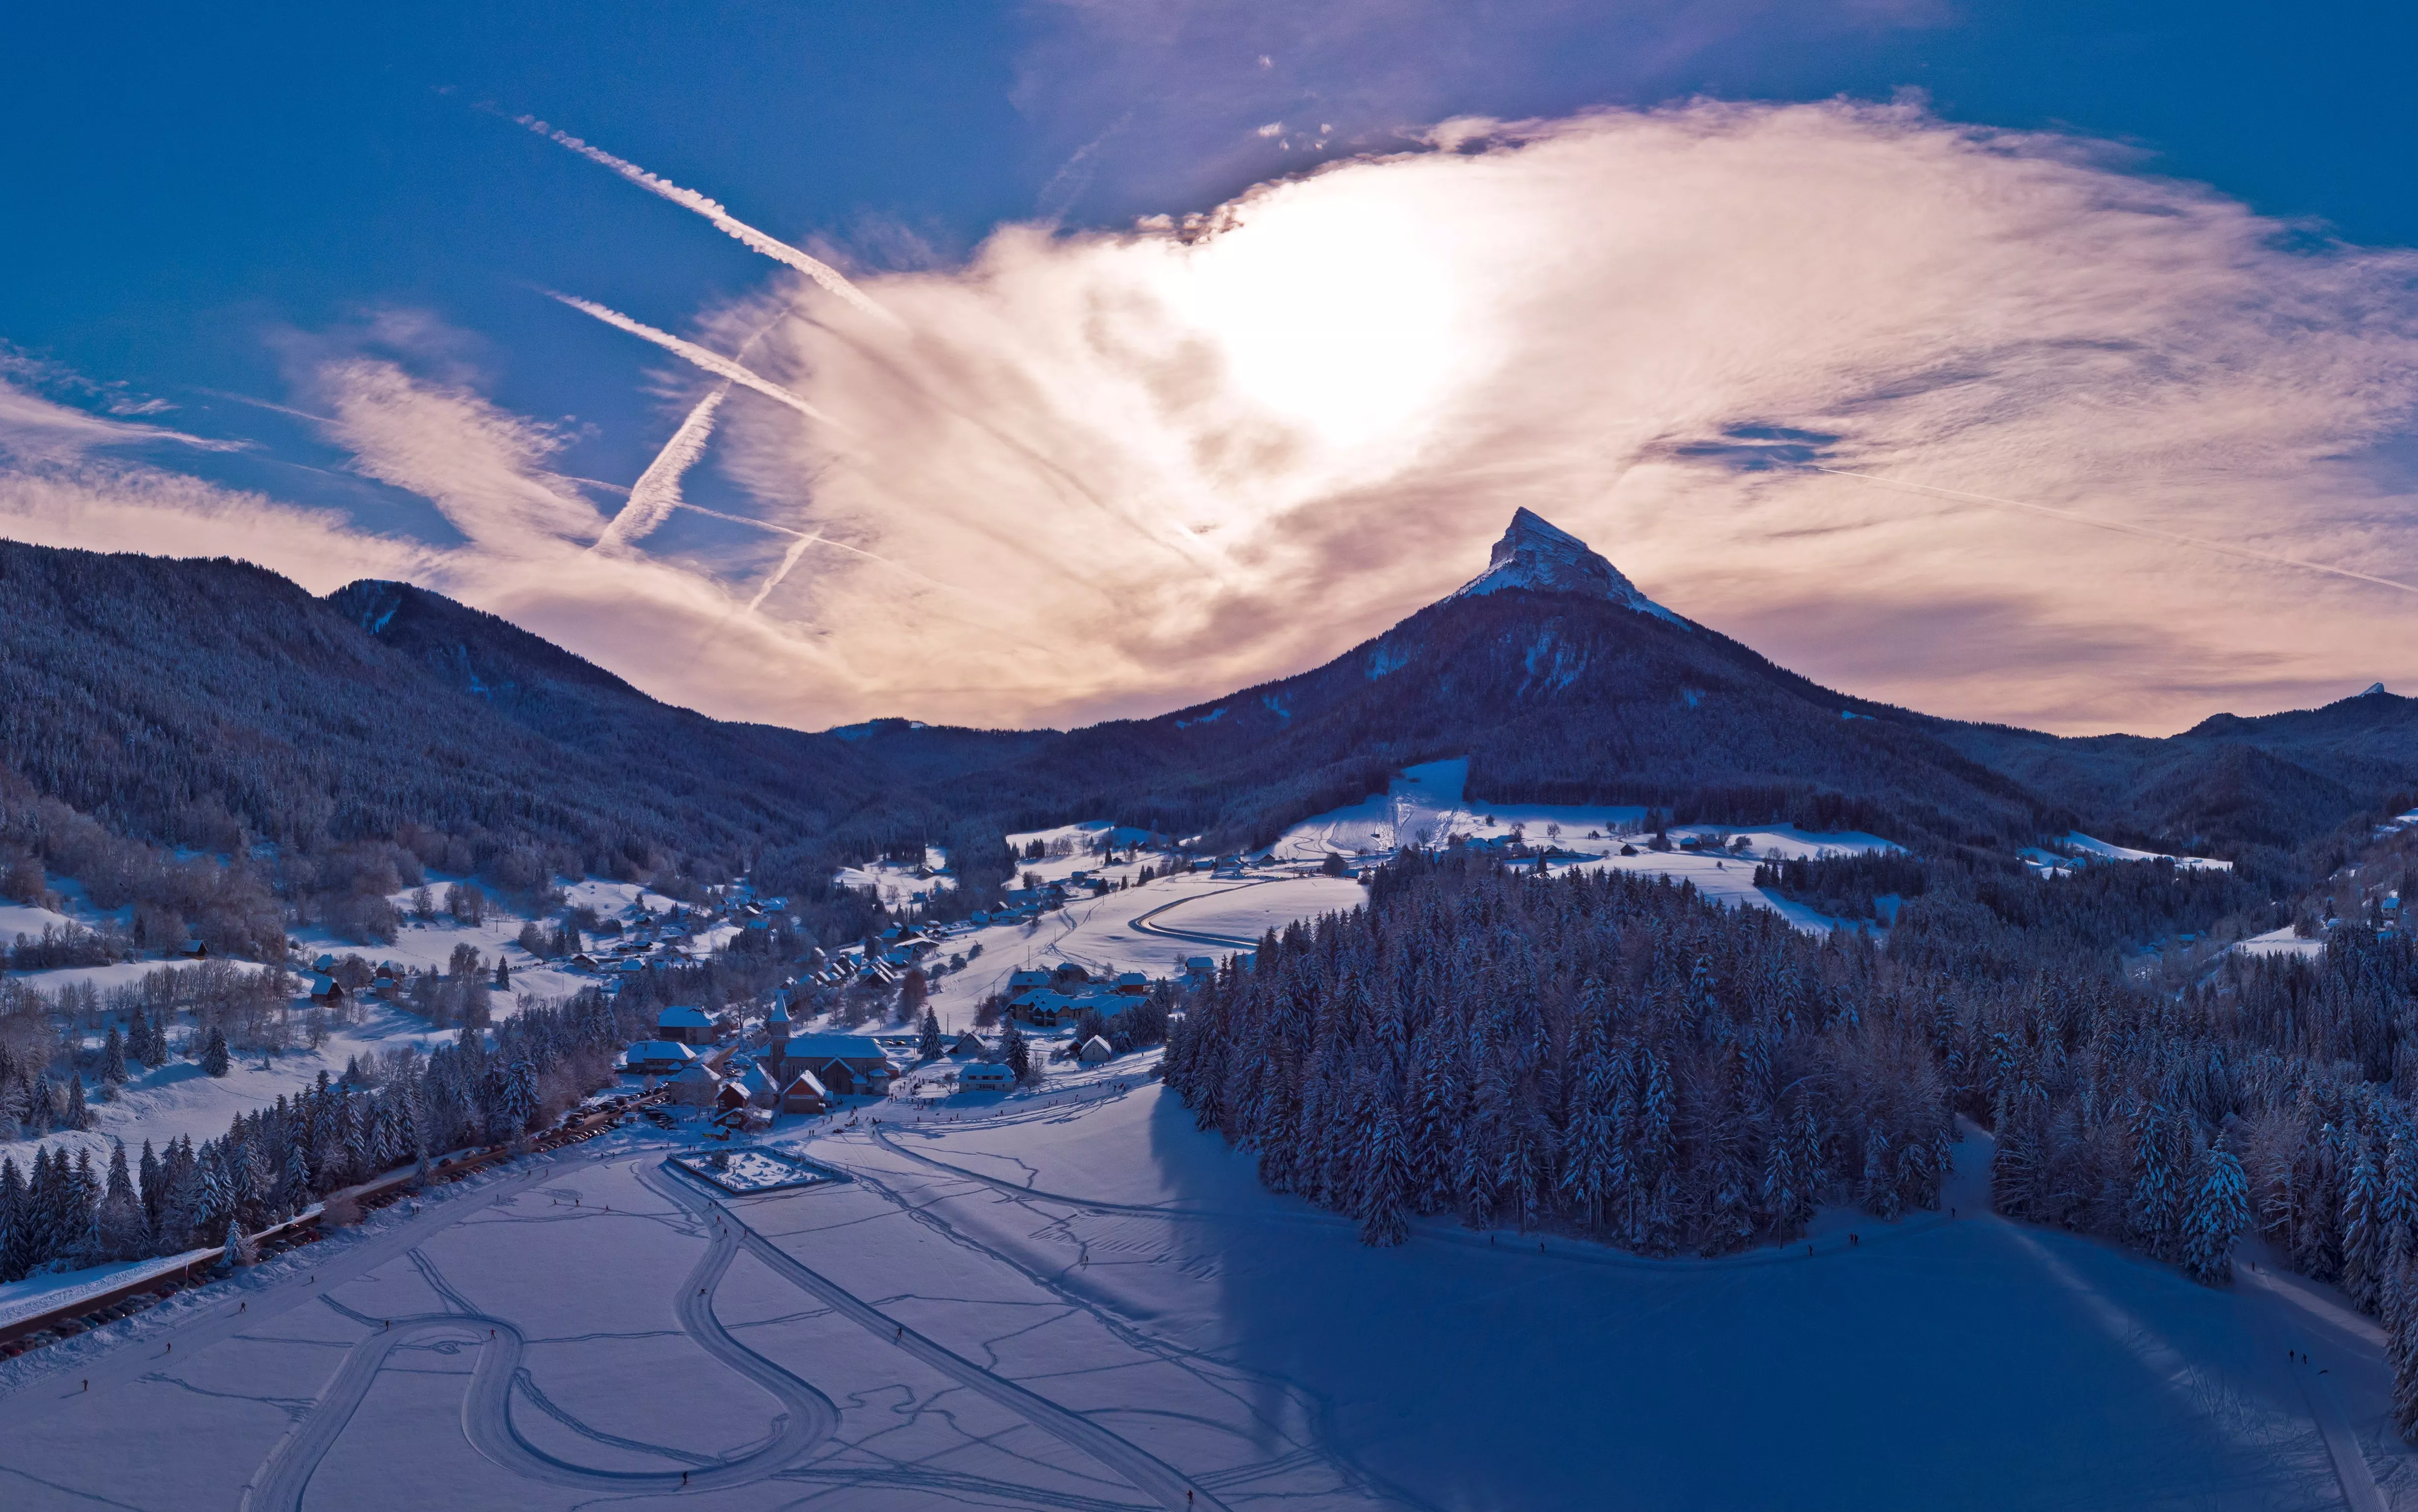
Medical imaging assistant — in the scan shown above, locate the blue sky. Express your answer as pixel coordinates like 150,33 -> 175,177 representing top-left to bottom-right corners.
2,1 -> 2415,734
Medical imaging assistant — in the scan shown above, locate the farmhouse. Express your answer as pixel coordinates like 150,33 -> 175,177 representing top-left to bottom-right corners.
621,1040 -> 700,1074
958,1062 -> 1013,1091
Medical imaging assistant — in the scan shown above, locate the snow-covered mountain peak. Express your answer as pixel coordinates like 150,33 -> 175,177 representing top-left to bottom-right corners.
1449,508 -> 1682,623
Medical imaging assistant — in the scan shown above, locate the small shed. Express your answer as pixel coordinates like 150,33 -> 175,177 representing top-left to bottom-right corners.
959,1062 -> 1013,1092
1078,1035 -> 1115,1065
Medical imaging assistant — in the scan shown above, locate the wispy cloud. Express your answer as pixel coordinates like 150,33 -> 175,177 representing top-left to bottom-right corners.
10,100 -> 2418,738
596,385 -> 726,553
514,115 -> 896,323
547,293 -> 831,421
0,374 -> 237,464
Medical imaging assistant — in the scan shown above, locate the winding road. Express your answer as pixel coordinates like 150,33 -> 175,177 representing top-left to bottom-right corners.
1126,882 -> 1275,952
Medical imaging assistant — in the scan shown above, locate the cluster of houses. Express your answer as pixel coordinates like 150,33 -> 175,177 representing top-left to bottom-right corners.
1003,964 -> 1154,1028
624,999 -> 898,1121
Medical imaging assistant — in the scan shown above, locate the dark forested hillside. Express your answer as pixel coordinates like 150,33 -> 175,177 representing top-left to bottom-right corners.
0,545 -> 875,881
1923,687 -> 2418,871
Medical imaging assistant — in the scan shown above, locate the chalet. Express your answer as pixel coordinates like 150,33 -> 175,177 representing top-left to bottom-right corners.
779,1068 -> 831,1115
312,953 -> 337,975
622,1040 -> 701,1074
1017,989 -> 1077,1027
1005,969 -> 1051,1000
309,974 -> 344,1005
569,952 -> 602,972
179,938 -> 208,958
958,1062 -> 1013,1091
714,1079 -> 751,1114
1183,956 -> 1217,982
1113,972 -> 1149,994
949,1030 -> 986,1058
1078,1035 -> 1115,1065
656,1006 -> 716,1045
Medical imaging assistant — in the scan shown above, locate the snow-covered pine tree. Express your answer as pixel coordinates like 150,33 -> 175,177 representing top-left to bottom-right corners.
101,1025 -> 127,1085
2127,1099 -> 2180,1259
918,1007 -> 943,1063
1004,1021 -> 1032,1083
97,1143 -> 145,1260
137,1139 -> 163,1241
2391,1255 -> 2418,1444
223,1216 -> 256,1268
1359,1097 -> 1409,1247
201,1025 -> 231,1078
2181,1142 -> 2249,1285
1860,1124 -> 1900,1220
2344,1132 -> 2388,1313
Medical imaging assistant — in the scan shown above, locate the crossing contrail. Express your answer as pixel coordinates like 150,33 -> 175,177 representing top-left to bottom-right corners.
516,116 -> 897,325
594,386 -> 727,553
1812,466 -> 2418,598
548,294 -> 834,422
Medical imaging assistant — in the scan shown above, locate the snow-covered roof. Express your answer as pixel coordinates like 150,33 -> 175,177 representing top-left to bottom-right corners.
1447,508 -> 1683,624
657,1005 -> 713,1028
622,1039 -> 699,1065
785,1034 -> 889,1064
1078,1036 -> 1115,1064
960,1063 -> 1012,1084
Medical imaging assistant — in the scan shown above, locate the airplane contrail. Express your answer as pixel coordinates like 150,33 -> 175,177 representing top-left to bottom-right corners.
1811,465 -> 2418,598
516,116 -> 897,325
548,294 -> 835,422
594,385 -> 726,553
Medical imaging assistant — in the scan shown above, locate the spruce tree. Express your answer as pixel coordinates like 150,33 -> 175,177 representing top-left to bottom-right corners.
2344,1136 -> 2387,1312
1004,1022 -> 1031,1084
202,1025 -> 232,1078
1359,1098 -> 1409,1247
2181,1143 -> 2249,1285
64,1076 -> 89,1130
101,1025 -> 127,1085
918,1007 -> 943,1063
2392,1256 -> 2418,1444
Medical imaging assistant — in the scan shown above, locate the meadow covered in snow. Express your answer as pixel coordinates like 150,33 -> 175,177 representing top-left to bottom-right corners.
0,1073 -> 2405,1511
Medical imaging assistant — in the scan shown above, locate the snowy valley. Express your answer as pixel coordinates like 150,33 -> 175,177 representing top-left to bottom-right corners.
0,513 -> 2414,1510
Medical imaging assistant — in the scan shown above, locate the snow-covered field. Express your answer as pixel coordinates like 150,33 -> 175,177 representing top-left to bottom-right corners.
2022,832 -> 2234,875
0,1079 -> 2404,1510
2235,925 -> 2328,961
1271,758 -> 1899,865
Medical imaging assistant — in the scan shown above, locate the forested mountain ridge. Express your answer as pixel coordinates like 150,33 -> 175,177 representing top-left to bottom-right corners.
0,513 -> 2407,935
1920,685 -> 2418,870
0,543 -> 877,885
